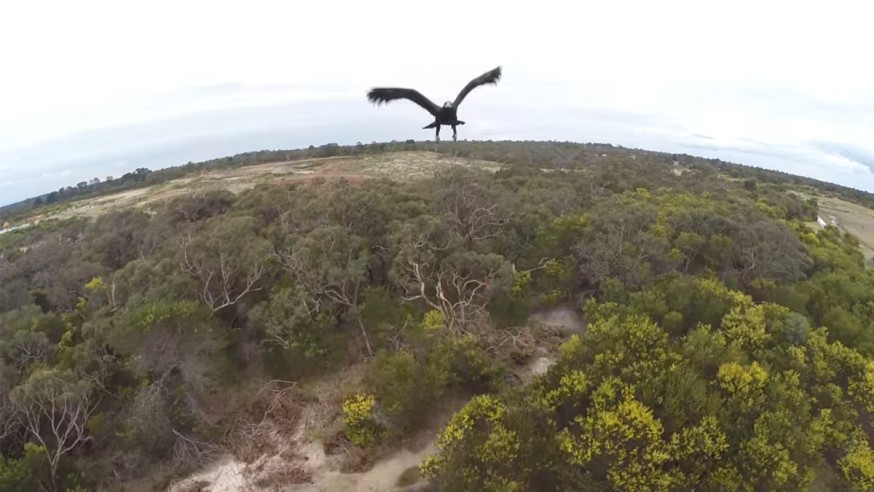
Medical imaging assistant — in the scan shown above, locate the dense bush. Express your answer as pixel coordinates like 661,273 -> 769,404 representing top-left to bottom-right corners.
1,141 -> 872,490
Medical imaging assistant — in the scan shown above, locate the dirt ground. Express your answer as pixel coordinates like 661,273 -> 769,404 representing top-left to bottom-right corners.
527,305 -> 587,335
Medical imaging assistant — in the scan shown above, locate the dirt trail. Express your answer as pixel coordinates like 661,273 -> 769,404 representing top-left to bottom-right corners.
169,455 -> 249,492
169,439 -> 436,492
528,305 -> 587,334
292,441 -> 436,492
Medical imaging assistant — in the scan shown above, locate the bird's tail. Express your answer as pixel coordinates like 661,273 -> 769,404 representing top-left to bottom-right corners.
422,121 -> 438,129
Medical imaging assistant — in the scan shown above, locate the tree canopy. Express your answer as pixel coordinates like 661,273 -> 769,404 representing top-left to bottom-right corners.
1,141 -> 872,491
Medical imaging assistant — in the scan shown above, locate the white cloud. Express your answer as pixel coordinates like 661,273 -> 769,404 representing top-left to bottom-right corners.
1,0 -> 873,204
40,169 -> 73,180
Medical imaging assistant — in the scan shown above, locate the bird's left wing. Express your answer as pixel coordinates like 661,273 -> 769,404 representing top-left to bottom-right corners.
367,88 -> 440,116
452,66 -> 502,107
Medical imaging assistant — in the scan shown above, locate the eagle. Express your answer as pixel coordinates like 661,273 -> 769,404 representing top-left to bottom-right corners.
366,66 -> 502,142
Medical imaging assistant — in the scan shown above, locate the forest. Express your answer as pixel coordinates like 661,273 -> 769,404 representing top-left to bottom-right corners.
1,141 -> 873,491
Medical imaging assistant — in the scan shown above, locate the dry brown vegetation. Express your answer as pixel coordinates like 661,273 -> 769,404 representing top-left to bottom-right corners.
25,152 -> 503,226
222,380 -> 302,465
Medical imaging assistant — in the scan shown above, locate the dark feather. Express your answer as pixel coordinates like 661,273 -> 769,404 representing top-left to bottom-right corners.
366,88 -> 440,116
453,66 -> 502,107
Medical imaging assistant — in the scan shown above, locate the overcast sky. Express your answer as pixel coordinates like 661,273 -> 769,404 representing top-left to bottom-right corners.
1,0 -> 873,205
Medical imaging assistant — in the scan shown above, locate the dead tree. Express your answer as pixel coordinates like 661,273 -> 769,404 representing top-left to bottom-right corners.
433,169 -> 512,246
0,391 -> 21,447
179,229 -> 270,312
6,330 -> 51,374
401,253 -> 511,337
10,369 -> 97,489
273,225 -> 374,356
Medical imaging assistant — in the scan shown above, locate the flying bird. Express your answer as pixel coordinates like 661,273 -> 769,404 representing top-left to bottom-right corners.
366,66 -> 502,142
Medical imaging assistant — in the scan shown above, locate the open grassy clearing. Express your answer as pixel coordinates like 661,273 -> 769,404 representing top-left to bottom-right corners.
794,190 -> 874,262
22,151 -> 504,225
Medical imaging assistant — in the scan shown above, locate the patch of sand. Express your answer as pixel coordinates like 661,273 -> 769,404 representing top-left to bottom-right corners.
292,441 -> 436,492
168,455 -> 249,492
169,429 -> 437,492
528,305 -> 587,334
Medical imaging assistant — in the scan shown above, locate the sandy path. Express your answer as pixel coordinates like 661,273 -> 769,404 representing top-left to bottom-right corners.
528,305 -> 587,334
168,440 -> 435,492
290,441 -> 435,492
168,455 -> 249,492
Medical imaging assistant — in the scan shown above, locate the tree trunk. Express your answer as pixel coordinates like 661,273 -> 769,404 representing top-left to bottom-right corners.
357,317 -> 374,358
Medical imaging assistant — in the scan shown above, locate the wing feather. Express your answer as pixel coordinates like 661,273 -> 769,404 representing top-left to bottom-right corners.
453,66 -> 502,107
366,88 -> 440,116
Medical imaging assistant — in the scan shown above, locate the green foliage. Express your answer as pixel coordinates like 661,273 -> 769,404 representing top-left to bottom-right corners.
112,298 -> 227,385
423,309 -> 446,333
249,284 -> 342,375
717,361 -> 769,412
838,429 -> 874,491
424,285 -> 874,491
359,286 -> 414,349
0,443 -> 50,492
342,393 -> 384,447
3,141 -> 874,489
488,270 -> 533,326
365,349 -> 448,434
421,394 -> 543,492
86,412 -> 105,437
363,332 -> 505,439
558,379 -> 675,491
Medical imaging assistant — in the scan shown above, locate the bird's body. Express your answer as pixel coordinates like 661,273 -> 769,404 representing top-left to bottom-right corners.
366,66 -> 502,142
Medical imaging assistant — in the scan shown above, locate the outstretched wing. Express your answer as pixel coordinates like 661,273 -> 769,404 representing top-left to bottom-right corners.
366,88 -> 440,116
453,66 -> 502,107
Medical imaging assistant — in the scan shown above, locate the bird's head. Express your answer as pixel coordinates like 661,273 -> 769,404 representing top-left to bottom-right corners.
443,101 -> 453,108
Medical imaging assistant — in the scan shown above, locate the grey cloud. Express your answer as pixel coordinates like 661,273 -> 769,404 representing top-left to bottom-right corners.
673,139 -> 874,191
726,85 -> 874,121
0,178 -> 30,190
678,141 -> 804,163
812,141 -> 874,173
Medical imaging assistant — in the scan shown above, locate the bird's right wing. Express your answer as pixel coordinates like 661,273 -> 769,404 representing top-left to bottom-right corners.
366,88 -> 440,116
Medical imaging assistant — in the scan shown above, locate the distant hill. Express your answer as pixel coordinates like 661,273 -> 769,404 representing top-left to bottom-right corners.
3,140 -> 873,224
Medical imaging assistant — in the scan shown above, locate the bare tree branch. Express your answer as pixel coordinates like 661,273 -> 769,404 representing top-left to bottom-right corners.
400,255 -> 507,337
11,370 -> 98,488
272,225 -> 373,356
179,226 -> 270,312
